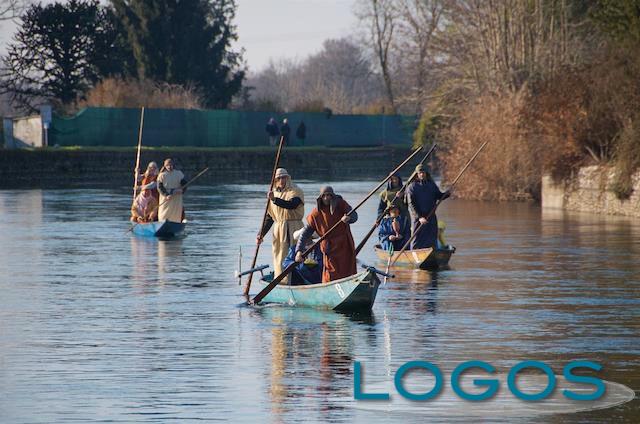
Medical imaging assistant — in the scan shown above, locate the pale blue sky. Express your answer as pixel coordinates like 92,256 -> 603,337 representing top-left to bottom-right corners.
236,0 -> 358,72
0,0 -> 359,73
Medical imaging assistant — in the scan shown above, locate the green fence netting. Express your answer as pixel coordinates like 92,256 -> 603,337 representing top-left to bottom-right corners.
50,107 -> 415,147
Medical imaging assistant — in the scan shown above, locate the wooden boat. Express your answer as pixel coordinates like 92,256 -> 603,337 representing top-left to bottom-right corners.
374,244 -> 455,270
131,220 -> 186,238
255,269 -> 381,311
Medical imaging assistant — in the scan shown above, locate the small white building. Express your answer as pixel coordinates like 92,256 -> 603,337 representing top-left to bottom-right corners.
3,105 -> 52,148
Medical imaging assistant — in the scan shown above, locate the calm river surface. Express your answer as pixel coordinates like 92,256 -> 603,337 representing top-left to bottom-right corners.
0,181 -> 638,423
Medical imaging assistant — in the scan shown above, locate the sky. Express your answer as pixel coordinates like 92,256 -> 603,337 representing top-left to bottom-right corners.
0,0 -> 360,73
235,0 -> 359,72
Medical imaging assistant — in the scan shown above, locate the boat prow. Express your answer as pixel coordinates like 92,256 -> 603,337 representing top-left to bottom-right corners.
131,220 -> 186,238
374,244 -> 455,270
255,269 -> 381,312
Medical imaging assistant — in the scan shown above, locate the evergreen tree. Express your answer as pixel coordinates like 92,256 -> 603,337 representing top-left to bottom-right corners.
0,0 -> 134,112
112,0 -> 245,108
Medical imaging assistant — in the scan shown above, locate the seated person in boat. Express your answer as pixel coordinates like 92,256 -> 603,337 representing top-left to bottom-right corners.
130,190 -> 158,223
295,186 -> 357,283
437,219 -> 446,249
378,204 -> 411,251
157,158 -> 187,222
282,228 -> 323,285
377,173 -> 408,218
138,161 -> 159,202
406,164 -> 450,249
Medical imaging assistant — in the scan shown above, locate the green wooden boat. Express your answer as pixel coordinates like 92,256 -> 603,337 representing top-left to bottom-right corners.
255,269 -> 381,312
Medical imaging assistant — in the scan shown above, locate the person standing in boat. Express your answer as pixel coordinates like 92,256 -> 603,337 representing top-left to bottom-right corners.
295,186 -> 358,283
257,168 -> 305,284
377,173 -> 408,218
378,204 -> 411,251
406,164 -> 450,249
157,158 -> 187,222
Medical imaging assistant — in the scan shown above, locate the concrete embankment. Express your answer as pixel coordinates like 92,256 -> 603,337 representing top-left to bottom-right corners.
0,146 -> 412,189
542,166 -> 640,218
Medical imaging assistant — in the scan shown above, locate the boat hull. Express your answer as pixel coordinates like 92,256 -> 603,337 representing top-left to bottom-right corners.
374,244 -> 455,270
255,270 -> 380,311
131,220 -> 186,238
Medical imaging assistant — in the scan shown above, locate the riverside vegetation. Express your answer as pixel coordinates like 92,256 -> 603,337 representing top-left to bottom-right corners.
1,1 -> 638,201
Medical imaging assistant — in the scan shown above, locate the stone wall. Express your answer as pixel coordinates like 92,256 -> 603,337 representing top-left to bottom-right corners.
542,165 -> 640,218
0,146 -> 413,189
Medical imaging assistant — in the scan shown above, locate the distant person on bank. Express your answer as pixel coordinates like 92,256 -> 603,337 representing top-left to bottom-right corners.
266,117 -> 279,147
378,204 -> 411,251
157,158 -> 187,222
406,164 -> 450,249
295,186 -> 358,283
296,121 -> 307,146
280,118 -> 291,145
257,168 -> 305,284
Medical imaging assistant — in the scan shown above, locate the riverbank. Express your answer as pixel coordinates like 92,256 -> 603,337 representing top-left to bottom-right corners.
0,146 -> 412,189
542,166 -> 640,218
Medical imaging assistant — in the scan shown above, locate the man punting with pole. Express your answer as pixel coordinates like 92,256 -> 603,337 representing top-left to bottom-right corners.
390,140 -> 490,267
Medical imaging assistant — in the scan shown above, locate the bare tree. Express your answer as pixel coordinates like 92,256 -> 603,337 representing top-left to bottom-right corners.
395,0 -> 445,112
356,0 -> 399,113
439,0 -> 585,93
247,38 -> 382,113
0,0 -> 28,20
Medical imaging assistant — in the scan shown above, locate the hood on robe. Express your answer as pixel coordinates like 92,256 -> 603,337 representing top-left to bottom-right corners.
316,185 -> 341,215
386,173 -> 403,190
414,164 -> 432,182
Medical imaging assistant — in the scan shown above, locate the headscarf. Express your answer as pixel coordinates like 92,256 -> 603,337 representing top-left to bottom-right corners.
144,161 -> 159,178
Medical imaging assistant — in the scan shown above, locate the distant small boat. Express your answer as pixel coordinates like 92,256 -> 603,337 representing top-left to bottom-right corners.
131,220 -> 186,238
255,269 -> 381,311
374,244 -> 455,270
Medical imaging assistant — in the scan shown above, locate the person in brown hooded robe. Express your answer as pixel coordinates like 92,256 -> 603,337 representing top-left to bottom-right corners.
294,186 -> 358,283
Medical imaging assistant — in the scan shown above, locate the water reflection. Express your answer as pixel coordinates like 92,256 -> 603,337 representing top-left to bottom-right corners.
130,237 -> 158,288
0,187 -> 638,423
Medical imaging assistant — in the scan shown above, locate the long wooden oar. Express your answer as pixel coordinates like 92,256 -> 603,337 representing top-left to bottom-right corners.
383,244 -> 394,285
390,140 -> 489,267
250,146 -> 425,304
243,136 -> 285,296
354,143 -> 437,256
132,107 -> 145,202
126,167 -> 209,233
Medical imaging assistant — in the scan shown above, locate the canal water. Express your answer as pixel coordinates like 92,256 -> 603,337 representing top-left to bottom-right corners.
0,181 -> 638,423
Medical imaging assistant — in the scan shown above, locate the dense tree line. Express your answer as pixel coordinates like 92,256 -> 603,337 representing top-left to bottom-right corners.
350,0 -> 640,200
0,0 -> 244,112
